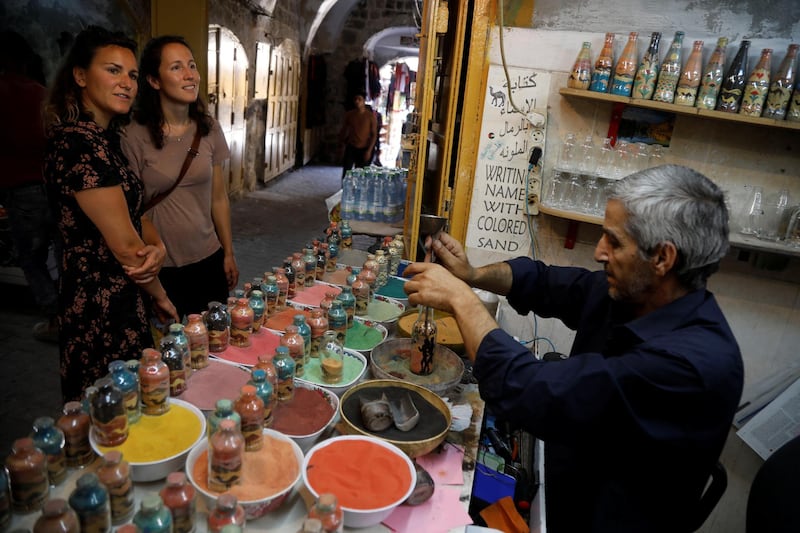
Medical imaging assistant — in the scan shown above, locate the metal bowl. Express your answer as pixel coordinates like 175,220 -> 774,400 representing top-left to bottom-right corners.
338,379 -> 452,458
370,337 -> 464,395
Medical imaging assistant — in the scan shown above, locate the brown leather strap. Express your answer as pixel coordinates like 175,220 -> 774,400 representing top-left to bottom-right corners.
143,128 -> 203,211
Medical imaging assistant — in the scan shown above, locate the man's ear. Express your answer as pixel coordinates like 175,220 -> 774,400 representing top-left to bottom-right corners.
651,241 -> 678,277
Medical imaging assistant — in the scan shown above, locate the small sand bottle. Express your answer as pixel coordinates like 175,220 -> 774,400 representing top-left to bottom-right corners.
320,331 -> 344,385
207,399 -> 242,439
96,450 -> 134,525
308,308 -> 329,358
168,323 -> 193,379
273,267 -> 289,310
351,273 -> 370,317
184,313 -> 210,370
263,275 -> 279,318
139,348 -> 170,415
208,420 -> 245,492
248,368 -> 274,428
207,493 -> 246,533
293,314 -> 312,363
254,354 -> 279,404
159,472 -> 196,533
291,252 -> 306,292
6,437 -> 49,512
68,472 -> 111,533
299,518 -> 323,533
248,289 -> 266,332
229,298 -> 254,348
283,256 -> 297,299
56,400 -> 94,467
319,291 -> 336,315
327,300 -> 347,346
273,346 -> 296,402
132,494 -> 172,533
31,416 -> 67,486
33,498 -> 80,533
205,301 -> 230,353
336,287 -> 356,329
411,307 -> 437,376
160,335 -> 187,397
308,493 -> 344,533
340,221 -> 353,249
234,385 -> 264,452
281,324 -> 306,378
108,360 -> 141,425
90,378 -> 129,447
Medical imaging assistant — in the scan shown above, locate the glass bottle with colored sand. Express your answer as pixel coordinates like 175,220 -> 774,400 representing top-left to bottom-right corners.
68,472 -> 111,533
185,313 -> 210,369
56,401 -> 94,468
132,494 -> 172,533
139,348 -> 170,415
6,437 -> 49,512
273,346 -> 296,402
33,498 -> 79,533
96,450 -> 134,524
207,493 -> 246,533
159,471 -> 196,533
208,420 -> 245,492
90,377 -> 129,447
31,416 -> 66,486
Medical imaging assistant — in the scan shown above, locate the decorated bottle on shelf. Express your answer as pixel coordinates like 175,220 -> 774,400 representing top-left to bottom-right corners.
33,498 -> 80,533
336,286 -> 356,329
589,32 -> 615,93
675,40 -> 705,106
319,331 -> 345,385
160,335 -> 187,397
281,324 -> 306,378
653,31 -> 685,103
108,360 -> 141,425
696,37 -> 729,109
185,313 -> 210,370
248,368 -> 274,427
56,400 -> 94,467
351,272 -> 370,317
31,416 -> 66,486
205,301 -> 230,353
283,256 -> 296,299
68,472 -> 111,533
160,471 -> 196,533
132,494 -> 172,533
610,32 -> 639,96
234,384 -> 264,452
272,346 -> 296,402
208,419 -> 245,492
248,289 -> 265,333
169,323 -> 192,379
263,275 -> 279,317
308,493 -> 344,533
308,308 -> 329,358
632,32 -> 661,100
716,40 -> 751,113
303,248 -> 317,287
96,450 -> 134,524
6,437 -> 49,512
91,377 -> 129,447
229,298 -> 254,348
291,252 -> 306,292
739,48 -> 772,117
208,399 -> 242,438
273,267 -> 289,310
763,43 -> 799,119
326,300 -> 347,346
786,78 -> 800,122
207,493 -> 246,533
411,307 -> 437,376
293,314 -> 312,362
139,348 -> 170,415
340,221 -> 353,249
567,41 -> 592,89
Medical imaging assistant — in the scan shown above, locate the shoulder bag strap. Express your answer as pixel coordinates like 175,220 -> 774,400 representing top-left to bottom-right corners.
143,128 -> 203,212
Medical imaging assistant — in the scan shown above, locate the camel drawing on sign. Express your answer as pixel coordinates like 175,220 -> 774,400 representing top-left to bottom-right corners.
489,86 -> 506,107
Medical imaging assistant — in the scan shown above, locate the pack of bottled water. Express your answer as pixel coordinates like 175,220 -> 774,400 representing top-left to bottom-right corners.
341,166 -> 408,224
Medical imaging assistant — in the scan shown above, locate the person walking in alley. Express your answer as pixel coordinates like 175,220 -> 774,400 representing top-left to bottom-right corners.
339,90 -> 377,179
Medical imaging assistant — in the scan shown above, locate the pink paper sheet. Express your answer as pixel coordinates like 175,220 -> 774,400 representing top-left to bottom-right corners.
415,442 -> 466,485
382,486 -> 473,533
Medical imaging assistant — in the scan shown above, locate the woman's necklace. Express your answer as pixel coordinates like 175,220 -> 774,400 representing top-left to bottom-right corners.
165,121 -> 192,142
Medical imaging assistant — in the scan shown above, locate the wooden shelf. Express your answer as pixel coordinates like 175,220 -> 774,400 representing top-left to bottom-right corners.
538,202 -> 800,259
559,87 -> 800,131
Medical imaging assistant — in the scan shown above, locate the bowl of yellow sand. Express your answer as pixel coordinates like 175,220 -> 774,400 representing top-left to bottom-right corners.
303,435 -> 416,528
185,428 -> 304,519
90,398 -> 206,482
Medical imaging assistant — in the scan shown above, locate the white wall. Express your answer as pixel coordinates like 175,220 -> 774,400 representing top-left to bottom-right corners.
468,20 -> 800,532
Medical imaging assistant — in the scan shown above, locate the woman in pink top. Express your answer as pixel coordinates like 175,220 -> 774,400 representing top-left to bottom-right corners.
123,35 -> 239,319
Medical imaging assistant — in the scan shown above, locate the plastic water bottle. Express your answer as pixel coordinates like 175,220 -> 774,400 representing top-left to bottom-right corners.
369,169 -> 383,222
383,170 -> 397,223
341,171 -> 354,221
354,169 -> 368,221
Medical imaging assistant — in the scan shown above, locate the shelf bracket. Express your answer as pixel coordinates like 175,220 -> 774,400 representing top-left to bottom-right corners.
564,220 -> 579,249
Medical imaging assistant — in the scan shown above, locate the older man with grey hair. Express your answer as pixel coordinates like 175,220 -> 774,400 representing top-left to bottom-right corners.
404,165 -> 743,533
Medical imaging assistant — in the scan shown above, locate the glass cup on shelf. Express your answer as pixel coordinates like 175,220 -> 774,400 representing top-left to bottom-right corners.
785,206 -> 800,248
635,143 -> 651,171
611,140 -> 631,180
558,132 -> 579,172
562,173 -> 585,211
596,137 -> 615,178
756,189 -> 790,242
739,185 -> 763,236
577,135 -> 598,176
545,170 -> 567,208
580,176 -> 603,215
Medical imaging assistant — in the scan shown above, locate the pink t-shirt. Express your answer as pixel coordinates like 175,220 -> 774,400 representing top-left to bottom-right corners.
122,120 -> 230,267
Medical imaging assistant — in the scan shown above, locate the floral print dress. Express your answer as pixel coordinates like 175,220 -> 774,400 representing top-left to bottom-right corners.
44,119 -> 152,402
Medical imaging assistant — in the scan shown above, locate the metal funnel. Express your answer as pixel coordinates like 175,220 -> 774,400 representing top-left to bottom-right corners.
418,214 -> 448,238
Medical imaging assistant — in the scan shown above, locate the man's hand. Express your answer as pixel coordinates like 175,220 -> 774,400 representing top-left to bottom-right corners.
428,232 -> 476,285
403,262 -> 474,314
124,244 -> 165,284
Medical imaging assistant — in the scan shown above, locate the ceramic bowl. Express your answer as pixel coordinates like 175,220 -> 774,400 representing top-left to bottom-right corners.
295,348 -> 368,397
89,398 -> 206,482
347,318 -> 388,357
184,428 -> 303,519
302,435 -> 416,528
370,337 -> 465,395
366,294 -> 406,334
338,379 -> 452,458
275,381 -> 340,452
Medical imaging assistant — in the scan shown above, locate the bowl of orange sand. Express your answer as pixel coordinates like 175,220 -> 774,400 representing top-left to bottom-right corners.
185,428 -> 304,519
91,398 -> 206,482
303,435 -> 416,528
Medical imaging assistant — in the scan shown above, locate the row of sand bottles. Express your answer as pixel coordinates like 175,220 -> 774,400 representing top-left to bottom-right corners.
569,32 -> 800,121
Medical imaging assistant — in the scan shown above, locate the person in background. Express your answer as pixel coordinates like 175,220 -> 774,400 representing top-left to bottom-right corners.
123,35 -> 238,319
404,165 -> 743,532
0,30 -> 60,343
43,26 -> 178,402
339,90 -> 377,179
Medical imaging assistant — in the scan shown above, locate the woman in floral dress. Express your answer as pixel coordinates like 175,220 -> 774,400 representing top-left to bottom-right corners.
43,26 -> 178,402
